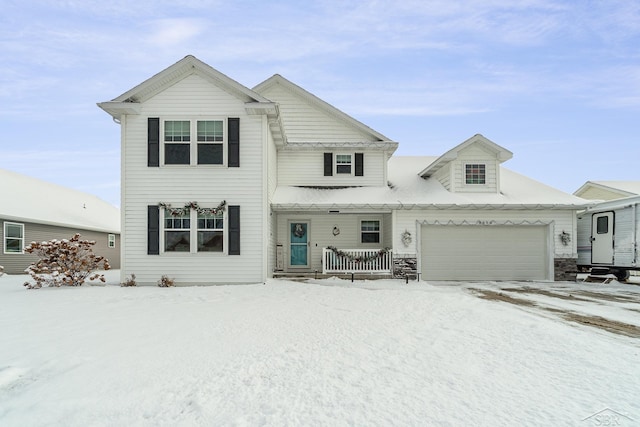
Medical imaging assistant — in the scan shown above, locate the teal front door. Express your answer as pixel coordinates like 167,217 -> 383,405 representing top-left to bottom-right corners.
290,221 -> 309,267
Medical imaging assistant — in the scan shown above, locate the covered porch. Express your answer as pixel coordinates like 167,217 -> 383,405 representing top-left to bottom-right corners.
272,210 -> 394,276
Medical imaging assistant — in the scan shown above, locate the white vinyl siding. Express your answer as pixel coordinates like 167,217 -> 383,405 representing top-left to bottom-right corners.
452,145 -> 499,193
121,74 -> 265,285
278,151 -> 385,186
256,83 -> 374,143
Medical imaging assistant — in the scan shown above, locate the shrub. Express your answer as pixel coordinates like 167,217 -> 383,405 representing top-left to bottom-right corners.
121,274 -> 137,287
0,265 -> 4,277
157,275 -> 175,287
23,234 -> 110,289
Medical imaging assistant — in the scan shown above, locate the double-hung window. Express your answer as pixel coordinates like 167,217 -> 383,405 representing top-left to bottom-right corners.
164,210 -> 191,252
4,222 -> 24,254
361,220 -> 380,243
162,209 -> 225,253
336,154 -> 352,174
197,120 -> 224,165
163,119 -> 225,165
164,121 -> 191,164
197,212 -> 224,252
465,164 -> 486,185
108,234 -> 116,248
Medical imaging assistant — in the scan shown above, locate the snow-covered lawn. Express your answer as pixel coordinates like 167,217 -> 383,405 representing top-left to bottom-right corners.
1,271 -> 639,426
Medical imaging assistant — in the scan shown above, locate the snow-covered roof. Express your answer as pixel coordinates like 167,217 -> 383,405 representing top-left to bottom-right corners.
0,169 -> 120,233
574,181 -> 640,198
272,156 -> 591,210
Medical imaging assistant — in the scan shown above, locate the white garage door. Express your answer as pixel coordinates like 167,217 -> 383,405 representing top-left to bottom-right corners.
421,225 -> 549,281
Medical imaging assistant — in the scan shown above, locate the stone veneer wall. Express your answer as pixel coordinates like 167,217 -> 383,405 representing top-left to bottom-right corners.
554,258 -> 577,281
393,256 -> 417,279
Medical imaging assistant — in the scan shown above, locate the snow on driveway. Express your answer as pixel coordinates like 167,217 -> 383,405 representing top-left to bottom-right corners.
0,271 -> 638,426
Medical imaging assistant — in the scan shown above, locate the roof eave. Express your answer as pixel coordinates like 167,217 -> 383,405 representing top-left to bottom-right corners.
97,101 -> 141,119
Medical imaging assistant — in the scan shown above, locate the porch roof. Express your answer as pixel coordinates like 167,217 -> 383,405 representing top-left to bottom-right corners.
271,156 -> 591,211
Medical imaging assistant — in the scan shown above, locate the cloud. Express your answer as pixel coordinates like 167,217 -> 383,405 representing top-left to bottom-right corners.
145,18 -> 207,46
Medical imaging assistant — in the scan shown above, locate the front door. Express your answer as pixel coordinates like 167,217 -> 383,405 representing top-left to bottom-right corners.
592,212 -> 614,264
289,221 -> 309,268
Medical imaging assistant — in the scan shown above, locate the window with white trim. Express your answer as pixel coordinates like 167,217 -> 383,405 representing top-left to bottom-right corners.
336,154 -> 352,174
164,120 -> 191,164
197,120 -> 224,165
164,210 -> 191,252
197,211 -> 224,252
163,119 -> 225,166
162,209 -> 225,253
108,234 -> 116,248
361,220 -> 380,243
465,164 -> 486,184
4,222 -> 24,254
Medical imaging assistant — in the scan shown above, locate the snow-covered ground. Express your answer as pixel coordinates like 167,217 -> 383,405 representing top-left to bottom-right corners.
1,271 -> 639,426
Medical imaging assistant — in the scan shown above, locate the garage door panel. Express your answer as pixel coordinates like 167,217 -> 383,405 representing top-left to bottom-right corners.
421,225 -> 548,281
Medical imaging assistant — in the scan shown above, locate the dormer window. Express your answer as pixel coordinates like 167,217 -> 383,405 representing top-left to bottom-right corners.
465,164 -> 486,185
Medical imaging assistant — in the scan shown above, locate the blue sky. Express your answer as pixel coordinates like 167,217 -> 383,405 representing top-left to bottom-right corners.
1,0 -> 639,207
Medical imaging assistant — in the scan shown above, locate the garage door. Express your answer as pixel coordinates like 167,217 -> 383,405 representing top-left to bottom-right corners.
421,225 -> 549,281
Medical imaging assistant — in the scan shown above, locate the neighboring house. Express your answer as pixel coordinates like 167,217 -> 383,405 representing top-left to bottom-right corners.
574,181 -> 640,201
0,169 -> 120,274
98,55 -> 587,285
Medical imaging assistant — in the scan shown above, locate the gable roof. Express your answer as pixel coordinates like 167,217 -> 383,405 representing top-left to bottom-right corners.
574,181 -> 640,198
272,156 -> 590,210
0,169 -> 120,233
418,134 -> 513,178
253,74 -> 398,151
98,55 -> 274,119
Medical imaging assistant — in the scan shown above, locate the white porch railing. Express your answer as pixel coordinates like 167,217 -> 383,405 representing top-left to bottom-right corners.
322,247 -> 393,274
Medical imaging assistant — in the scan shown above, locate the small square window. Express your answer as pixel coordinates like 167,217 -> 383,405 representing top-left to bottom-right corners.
336,154 -> 352,174
465,164 -> 486,184
361,220 -> 380,243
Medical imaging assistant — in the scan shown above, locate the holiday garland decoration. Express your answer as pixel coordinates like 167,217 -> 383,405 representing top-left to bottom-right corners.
326,246 -> 391,263
159,201 -> 227,216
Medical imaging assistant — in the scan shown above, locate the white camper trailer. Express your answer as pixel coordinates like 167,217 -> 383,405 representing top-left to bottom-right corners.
577,195 -> 640,280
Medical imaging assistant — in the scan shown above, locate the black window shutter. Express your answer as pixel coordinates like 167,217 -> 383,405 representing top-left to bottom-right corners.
147,205 -> 160,255
324,153 -> 333,176
228,118 -> 240,167
228,205 -> 240,255
355,153 -> 364,176
148,118 -> 160,167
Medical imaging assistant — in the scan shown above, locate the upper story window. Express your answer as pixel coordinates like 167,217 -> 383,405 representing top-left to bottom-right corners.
4,222 -> 24,254
163,119 -> 225,166
336,154 -> 352,174
197,120 -> 224,165
465,164 -> 486,185
361,220 -> 380,243
164,121 -> 191,165
108,234 -> 116,248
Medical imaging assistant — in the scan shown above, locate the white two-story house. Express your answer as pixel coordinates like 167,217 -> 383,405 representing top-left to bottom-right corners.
99,55 -> 587,285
